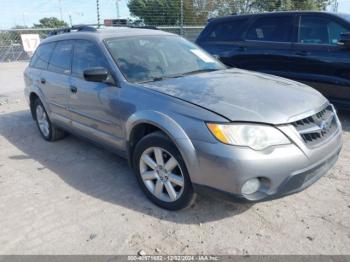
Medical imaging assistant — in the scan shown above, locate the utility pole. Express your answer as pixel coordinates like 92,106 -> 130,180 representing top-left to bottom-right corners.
180,0 -> 184,36
96,0 -> 101,27
333,0 -> 339,12
58,0 -> 63,21
69,15 -> 73,26
22,13 -> 26,27
116,0 -> 121,18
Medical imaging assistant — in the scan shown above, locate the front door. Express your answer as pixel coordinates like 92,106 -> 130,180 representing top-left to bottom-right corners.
68,40 -> 123,149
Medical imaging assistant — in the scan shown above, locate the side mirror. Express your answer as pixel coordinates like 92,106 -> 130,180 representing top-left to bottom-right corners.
338,32 -> 350,48
83,67 -> 109,82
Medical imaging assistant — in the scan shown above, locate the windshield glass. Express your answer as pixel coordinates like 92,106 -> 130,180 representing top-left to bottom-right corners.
105,35 -> 226,83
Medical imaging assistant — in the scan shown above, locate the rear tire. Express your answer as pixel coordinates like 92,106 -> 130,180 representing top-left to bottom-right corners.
33,98 -> 65,141
133,131 -> 196,210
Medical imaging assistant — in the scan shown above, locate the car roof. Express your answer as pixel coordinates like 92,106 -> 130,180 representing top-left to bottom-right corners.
41,27 -> 176,44
209,11 -> 341,23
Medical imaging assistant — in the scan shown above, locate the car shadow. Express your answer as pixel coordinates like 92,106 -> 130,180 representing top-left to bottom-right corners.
0,109 -> 253,224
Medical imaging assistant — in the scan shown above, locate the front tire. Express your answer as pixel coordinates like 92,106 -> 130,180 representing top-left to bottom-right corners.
133,132 -> 196,210
33,98 -> 65,141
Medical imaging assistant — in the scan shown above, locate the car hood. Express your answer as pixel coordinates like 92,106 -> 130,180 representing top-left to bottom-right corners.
143,68 -> 328,125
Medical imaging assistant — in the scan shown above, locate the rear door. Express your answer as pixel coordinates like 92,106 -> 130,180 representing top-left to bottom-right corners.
25,42 -> 55,104
68,39 -> 123,149
232,14 -> 296,78
42,40 -> 73,119
290,13 -> 350,106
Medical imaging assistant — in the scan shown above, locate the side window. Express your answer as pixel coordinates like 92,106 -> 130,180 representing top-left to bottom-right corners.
72,40 -> 109,78
329,21 -> 347,44
48,40 -> 73,74
299,16 -> 348,45
30,42 -> 55,70
206,19 -> 248,42
245,16 -> 294,42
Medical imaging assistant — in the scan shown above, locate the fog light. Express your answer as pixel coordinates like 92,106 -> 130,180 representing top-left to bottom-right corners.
241,178 -> 260,195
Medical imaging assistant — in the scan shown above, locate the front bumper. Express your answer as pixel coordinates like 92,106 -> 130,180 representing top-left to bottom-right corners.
189,124 -> 342,202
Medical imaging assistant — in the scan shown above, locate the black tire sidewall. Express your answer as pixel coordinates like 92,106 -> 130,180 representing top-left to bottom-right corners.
133,132 -> 194,210
34,99 -> 53,141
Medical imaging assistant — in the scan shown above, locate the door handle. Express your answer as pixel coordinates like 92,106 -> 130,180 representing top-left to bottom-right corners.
40,78 -> 46,84
70,85 -> 78,94
295,51 -> 310,56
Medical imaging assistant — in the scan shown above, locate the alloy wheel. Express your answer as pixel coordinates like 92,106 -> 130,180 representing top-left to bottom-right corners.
36,104 -> 50,137
139,147 -> 185,202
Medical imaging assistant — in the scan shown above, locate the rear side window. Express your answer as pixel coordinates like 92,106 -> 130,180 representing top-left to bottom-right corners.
299,16 -> 348,45
245,16 -> 294,42
72,40 -> 109,78
30,43 -> 55,70
206,19 -> 247,42
48,40 -> 73,74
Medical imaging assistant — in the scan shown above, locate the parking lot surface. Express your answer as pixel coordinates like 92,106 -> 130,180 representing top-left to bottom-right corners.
0,62 -> 349,255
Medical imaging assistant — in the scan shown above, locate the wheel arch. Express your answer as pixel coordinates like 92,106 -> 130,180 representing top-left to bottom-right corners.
126,111 -> 198,175
29,90 -> 51,120
29,92 -> 40,119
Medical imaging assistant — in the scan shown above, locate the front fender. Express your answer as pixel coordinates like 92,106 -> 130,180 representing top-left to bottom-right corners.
126,110 -> 200,183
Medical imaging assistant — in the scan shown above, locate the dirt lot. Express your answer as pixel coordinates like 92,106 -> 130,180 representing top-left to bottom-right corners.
0,62 -> 349,255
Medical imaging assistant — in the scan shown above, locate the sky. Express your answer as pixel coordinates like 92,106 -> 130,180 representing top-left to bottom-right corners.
0,0 -> 350,29
0,0 -> 131,29
337,0 -> 350,13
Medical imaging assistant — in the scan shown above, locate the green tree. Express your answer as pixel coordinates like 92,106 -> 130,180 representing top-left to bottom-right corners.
206,0 -> 330,13
128,0 -> 181,25
33,17 -> 68,28
290,0 -> 330,10
128,0 -> 331,26
128,0 -> 210,25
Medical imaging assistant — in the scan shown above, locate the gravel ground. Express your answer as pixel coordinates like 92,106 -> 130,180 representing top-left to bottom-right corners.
0,62 -> 349,255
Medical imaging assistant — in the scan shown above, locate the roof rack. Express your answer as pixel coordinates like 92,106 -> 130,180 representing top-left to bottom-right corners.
48,24 -> 98,36
47,24 -> 158,37
128,25 -> 158,30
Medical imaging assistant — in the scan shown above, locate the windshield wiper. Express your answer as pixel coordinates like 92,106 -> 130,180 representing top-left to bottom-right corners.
138,69 -> 220,84
178,68 -> 220,77
138,76 -> 167,83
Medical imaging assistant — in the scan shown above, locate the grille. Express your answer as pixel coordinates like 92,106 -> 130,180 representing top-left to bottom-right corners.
292,105 -> 338,147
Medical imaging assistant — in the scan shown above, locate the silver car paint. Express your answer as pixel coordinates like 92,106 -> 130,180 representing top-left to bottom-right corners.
24,29 -> 343,201
144,68 -> 328,125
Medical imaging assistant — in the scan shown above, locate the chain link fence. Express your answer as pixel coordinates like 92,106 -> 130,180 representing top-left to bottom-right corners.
0,29 -> 52,62
0,26 -> 204,63
0,0 -> 337,62
159,26 -> 204,41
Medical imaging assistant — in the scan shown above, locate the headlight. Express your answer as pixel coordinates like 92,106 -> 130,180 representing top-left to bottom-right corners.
207,123 -> 290,151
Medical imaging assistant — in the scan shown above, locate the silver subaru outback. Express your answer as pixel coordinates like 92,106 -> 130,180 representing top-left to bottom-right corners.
24,26 -> 342,210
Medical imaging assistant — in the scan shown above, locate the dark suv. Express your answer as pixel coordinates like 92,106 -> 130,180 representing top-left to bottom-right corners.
196,11 -> 350,110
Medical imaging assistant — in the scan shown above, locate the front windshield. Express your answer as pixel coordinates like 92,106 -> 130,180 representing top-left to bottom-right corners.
105,35 -> 226,83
